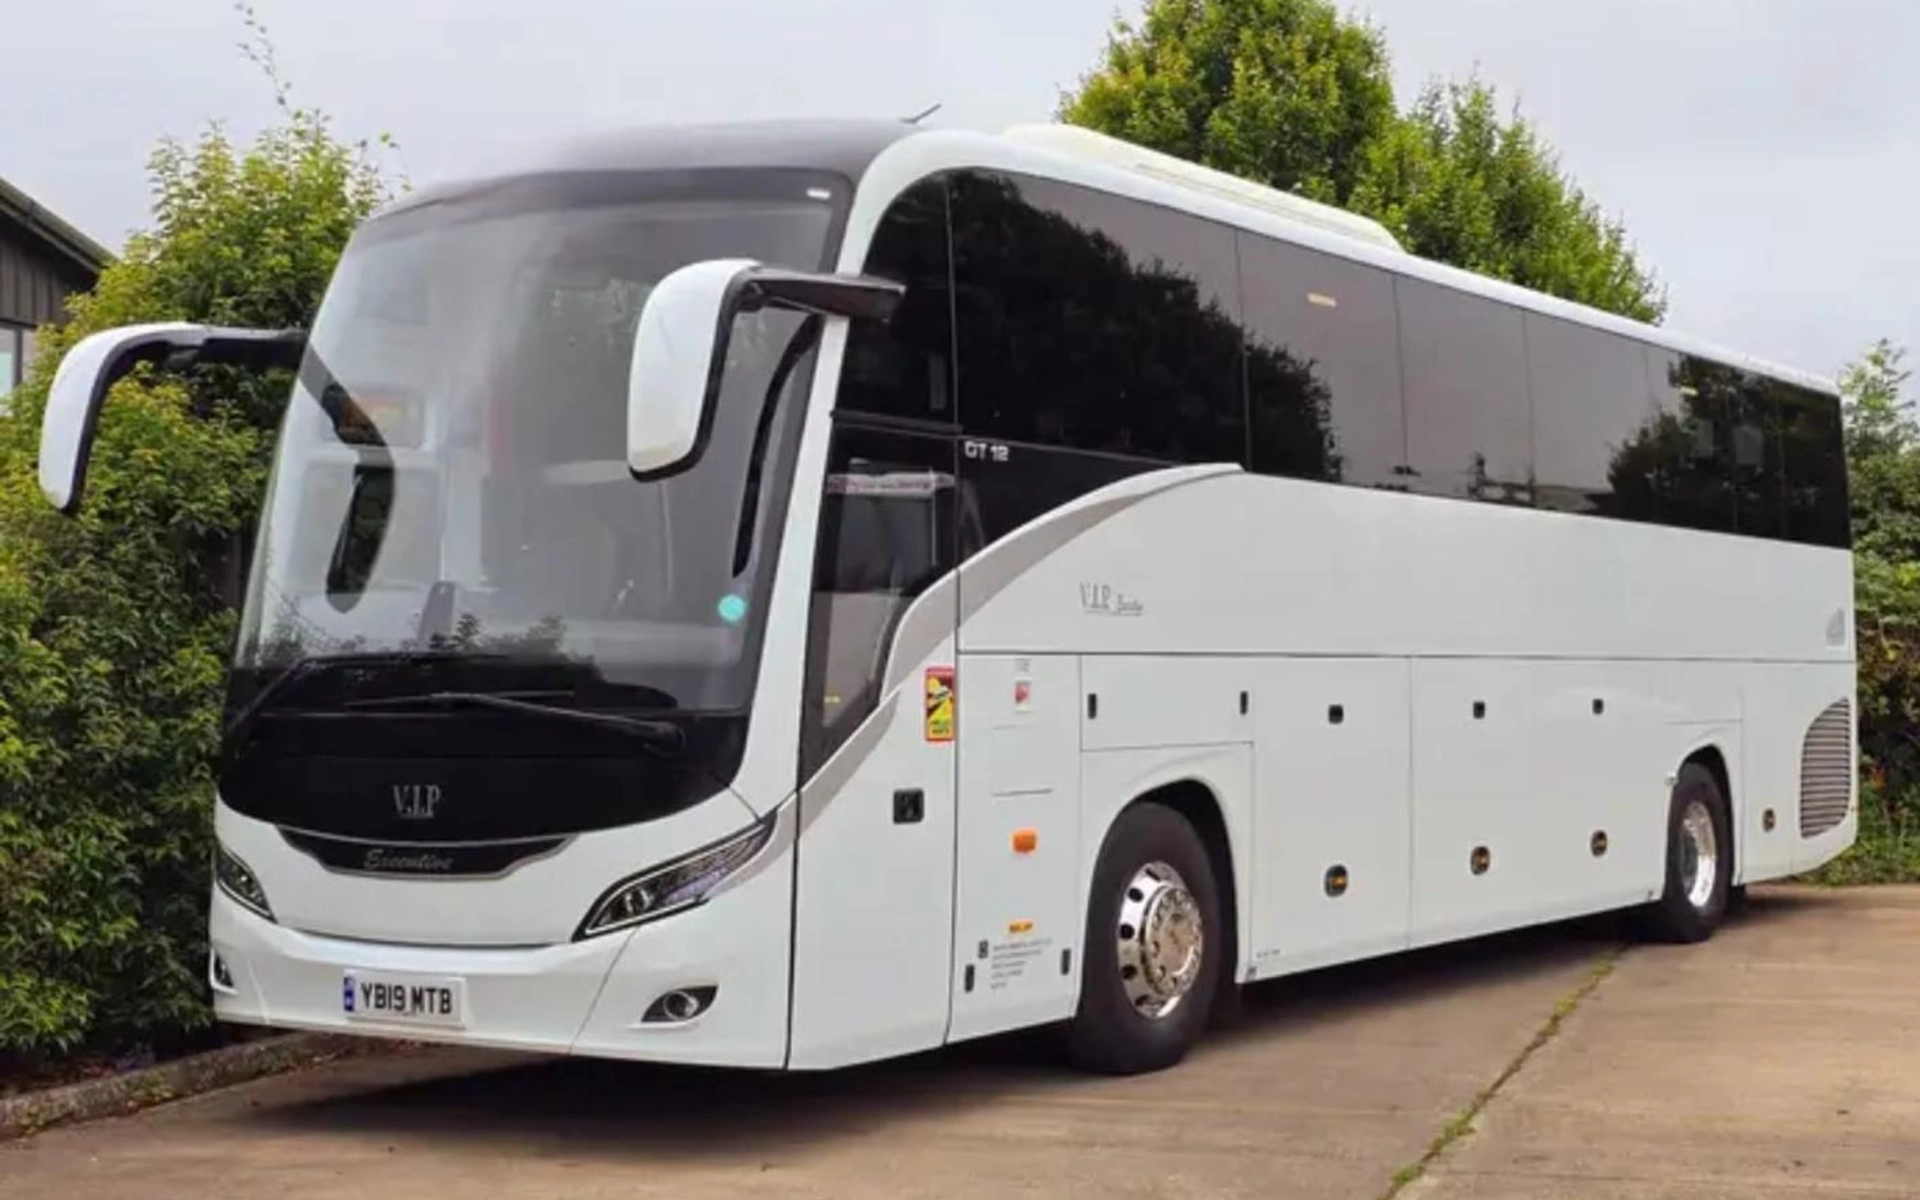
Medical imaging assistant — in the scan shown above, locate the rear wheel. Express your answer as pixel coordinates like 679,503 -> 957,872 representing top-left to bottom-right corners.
1638,762 -> 1733,943
1064,803 -> 1223,1075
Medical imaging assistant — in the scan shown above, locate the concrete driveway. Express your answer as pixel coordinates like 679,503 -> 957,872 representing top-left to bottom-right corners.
4,887 -> 1916,1200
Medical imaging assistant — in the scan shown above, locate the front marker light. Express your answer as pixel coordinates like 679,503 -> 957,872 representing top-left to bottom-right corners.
215,843 -> 274,921
576,816 -> 775,940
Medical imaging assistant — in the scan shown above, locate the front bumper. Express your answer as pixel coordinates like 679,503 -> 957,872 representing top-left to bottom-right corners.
209,819 -> 796,1067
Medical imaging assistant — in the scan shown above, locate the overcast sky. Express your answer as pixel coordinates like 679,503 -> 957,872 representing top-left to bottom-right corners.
6,0 -> 1913,387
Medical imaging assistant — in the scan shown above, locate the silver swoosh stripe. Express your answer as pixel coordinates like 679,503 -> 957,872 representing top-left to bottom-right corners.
795,463 -> 1236,808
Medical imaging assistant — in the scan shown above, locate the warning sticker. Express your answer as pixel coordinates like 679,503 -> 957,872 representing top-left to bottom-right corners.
924,667 -> 956,742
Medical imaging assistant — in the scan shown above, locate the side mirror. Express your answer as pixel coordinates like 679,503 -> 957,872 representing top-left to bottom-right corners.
627,261 -> 904,479
39,322 -> 306,514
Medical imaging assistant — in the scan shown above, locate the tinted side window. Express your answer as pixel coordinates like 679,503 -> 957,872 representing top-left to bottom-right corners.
949,171 -> 1245,463
1397,278 -> 1532,504
1729,371 -> 1786,539
800,426 -> 957,779
1238,234 -> 1398,485
1525,315 -> 1660,522
1636,350 -> 1738,533
840,178 -> 953,424
963,442 -> 1162,552
1778,383 -> 1851,547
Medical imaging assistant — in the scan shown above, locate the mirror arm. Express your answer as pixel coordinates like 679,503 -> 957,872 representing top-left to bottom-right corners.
740,271 -> 905,324
103,328 -> 307,396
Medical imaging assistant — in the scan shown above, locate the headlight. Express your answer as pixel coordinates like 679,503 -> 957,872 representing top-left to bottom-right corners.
576,817 -> 774,940
215,843 -> 274,921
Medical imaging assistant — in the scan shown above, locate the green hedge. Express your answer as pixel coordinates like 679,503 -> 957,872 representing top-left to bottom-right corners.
0,114 -> 386,1061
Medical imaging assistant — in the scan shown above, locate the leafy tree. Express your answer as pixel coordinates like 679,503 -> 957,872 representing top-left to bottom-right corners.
1061,0 -> 1397,204
0,112 -> 389,1059
1836,342 -> 1920,839
1349,80 -> 1665,323
1061,0 -> 1666,322
1842,340 -> 1919,559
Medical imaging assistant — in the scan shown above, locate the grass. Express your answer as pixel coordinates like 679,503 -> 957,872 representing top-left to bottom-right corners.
1798,793 -> 1920,886
1377,948 -> 1621,1199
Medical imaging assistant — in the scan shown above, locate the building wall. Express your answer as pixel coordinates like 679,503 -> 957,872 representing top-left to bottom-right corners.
0,223 -> 93,326
0,212 -> 100,398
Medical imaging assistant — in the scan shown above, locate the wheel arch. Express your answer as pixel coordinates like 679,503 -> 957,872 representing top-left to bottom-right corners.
1078,745 -> 1254,1006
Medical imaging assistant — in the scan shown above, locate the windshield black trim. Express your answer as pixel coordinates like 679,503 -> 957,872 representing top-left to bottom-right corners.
219,709 -> 749,840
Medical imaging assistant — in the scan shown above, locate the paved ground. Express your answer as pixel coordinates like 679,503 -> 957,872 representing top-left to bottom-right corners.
1413,887 -> 1920,1199
4,888 -> 1916,1200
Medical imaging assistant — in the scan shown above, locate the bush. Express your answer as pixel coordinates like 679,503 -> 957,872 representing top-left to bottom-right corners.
0,112 -> 388,1060
1800,781 -> 1920,886
1798,340 -> 1920,885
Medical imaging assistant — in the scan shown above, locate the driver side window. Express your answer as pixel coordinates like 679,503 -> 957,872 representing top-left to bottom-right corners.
800,178 -> 960,779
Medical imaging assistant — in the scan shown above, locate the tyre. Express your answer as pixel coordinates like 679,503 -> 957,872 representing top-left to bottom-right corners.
1064,802 -> 1223,1074
1637,761 -> 1733,943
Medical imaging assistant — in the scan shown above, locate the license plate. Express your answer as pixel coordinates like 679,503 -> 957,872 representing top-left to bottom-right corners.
341,971 -> 465,1027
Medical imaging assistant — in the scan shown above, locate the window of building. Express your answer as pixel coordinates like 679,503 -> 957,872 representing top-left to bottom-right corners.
0,324 -> 20,400
1396,278 -> 1532,504
948,170 -> 1245,464
1238,234 -> 1400,486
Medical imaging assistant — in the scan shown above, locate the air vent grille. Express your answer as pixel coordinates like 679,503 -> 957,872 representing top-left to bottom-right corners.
1799,698 -> 1853,838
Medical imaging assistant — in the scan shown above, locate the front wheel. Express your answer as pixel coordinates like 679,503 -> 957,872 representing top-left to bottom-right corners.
1064,803 -> 1223,1075
1637,762 -> 1733,943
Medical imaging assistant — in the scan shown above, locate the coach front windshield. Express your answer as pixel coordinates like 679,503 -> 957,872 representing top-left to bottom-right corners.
231,169 -> 846,715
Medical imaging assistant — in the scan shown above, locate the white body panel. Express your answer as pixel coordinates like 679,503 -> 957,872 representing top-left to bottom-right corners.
786,629 -> 958,1069
1249,658 -> 1412,973
948,654 -> 1084,1042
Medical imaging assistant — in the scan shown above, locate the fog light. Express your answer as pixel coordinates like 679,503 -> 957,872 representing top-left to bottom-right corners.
210,949 -> 237,994
576,816 -> 774,940
643,986 -> 717,1024
215,843 -> 274,921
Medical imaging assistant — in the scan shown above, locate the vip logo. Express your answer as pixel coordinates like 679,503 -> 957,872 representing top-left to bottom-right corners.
1079,581 -> 1144,617
392,783 -> 442,821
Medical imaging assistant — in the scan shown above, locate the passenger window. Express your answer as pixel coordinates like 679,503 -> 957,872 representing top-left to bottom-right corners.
1729,371 -> 1786,539
1525,315 -> 1660,522
1636,350 -> 1739,534
801,426 -> 957,779
1238,234 -> 1398,486
1777,383 -> 1851,548
948,171 -> 1245,464
839,178 -> 953,424
1397,278 -> 1532,504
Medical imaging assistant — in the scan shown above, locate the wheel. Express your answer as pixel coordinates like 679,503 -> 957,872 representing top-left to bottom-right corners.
1064,803 -> 1223,1074
1637,762 -> 1733,943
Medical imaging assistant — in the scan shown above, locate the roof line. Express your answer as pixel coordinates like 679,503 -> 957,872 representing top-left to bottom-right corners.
0,175 -> 113,274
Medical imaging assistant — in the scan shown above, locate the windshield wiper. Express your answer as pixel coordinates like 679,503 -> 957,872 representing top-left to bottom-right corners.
217,650 -> 504,770
342,691 -> 686,754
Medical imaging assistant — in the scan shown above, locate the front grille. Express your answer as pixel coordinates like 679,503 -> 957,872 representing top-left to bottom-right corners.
1799,698 -> 1854,838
